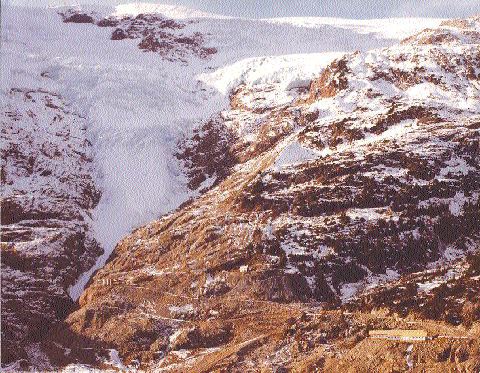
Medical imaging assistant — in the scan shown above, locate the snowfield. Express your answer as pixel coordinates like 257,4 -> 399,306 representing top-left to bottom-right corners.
1,3 -> 448,299
262,17 -> 444,40
113,2 -> 231,19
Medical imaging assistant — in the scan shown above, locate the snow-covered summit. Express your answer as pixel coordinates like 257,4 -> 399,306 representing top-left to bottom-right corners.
198,52 -> 345,96
113,2 -> 229,19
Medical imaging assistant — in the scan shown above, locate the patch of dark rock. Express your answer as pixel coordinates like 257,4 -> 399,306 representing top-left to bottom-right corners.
63,14 -> 95,24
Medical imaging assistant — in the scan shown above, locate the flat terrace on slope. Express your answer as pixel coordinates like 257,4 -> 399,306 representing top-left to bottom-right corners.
368,329 -> 475,342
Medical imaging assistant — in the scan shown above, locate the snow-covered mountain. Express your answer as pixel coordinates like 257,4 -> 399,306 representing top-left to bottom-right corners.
1,3 -> 479,371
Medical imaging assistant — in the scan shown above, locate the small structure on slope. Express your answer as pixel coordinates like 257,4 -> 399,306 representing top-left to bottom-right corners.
368,329 -> 429,341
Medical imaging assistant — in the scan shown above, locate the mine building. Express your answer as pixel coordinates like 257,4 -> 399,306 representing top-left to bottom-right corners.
368,329 -> 429,341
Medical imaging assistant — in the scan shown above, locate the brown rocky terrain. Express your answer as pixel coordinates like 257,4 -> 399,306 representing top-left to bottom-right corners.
49,14 -> 480,372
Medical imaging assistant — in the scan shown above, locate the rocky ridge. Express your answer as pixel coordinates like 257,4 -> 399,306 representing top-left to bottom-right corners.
59,8 -> 217,62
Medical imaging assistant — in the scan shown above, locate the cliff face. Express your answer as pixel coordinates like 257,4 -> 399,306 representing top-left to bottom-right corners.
63,15 -> 480,371
1,89 -> 102,367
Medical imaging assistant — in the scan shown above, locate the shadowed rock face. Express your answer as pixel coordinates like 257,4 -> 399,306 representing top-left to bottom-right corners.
59,15 -> 480,371
63,13 -> 96,24
1,89 -> 103,368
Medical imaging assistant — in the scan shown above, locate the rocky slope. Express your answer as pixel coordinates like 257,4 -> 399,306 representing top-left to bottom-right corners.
58,14 -> 480,372
1,89 -> 102,367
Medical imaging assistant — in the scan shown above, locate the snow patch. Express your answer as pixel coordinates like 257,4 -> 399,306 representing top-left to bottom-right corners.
168,304 -> 194,314
449,192 -> 467,217
440,157 -> 475,178
406,344 -> 414,369
106,349 -> 127,371
272,141 -> 323,171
